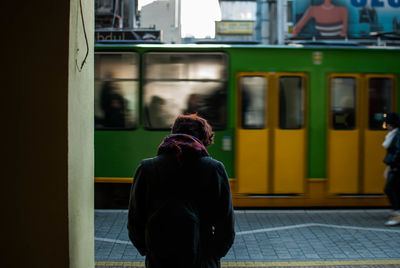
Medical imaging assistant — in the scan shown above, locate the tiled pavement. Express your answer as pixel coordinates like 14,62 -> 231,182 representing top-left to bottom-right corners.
95,209 -> 400,267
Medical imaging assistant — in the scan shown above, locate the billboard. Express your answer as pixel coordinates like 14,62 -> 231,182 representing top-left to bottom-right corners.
292,0 -> 400,38
216,21 -> 254,35
95,29 -> 161,42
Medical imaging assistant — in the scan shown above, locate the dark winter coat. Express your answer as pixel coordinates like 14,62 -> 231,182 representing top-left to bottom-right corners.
383,130 -> 400,211
384,131 -> 400,169
127,134 -> 235,268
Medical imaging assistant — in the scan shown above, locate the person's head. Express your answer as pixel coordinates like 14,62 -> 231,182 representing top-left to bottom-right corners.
384,112 -> 400,129
171,114 -> 214,146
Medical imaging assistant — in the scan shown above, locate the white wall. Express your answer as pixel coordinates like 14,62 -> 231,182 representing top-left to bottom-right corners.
141,0 -> 181,43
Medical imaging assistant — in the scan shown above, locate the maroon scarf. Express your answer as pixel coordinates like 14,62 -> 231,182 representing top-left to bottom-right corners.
157,134 -> 209,164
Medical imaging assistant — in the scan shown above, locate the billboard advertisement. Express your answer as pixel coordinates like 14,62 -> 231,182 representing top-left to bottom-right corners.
216,21 -> 254,35
95,29 -> 161,42
292,0 -> 400,38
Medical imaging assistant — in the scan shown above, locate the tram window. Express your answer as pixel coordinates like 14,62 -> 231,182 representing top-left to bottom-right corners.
94,52 -> 139,130
144,53 -> 227,80
95,53 -> 139,79
143,52 -> 228,130
279,76 -> 304,129
240,76 -> 266,129
330,77 -> 356,130
369,78 -> 393,130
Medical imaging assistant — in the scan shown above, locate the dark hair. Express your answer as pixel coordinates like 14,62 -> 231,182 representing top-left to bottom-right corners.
385,112 -> 400,128
171,114 -> 214,146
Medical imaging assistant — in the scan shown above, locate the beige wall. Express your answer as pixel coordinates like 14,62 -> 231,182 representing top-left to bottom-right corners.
2,0 -> 94,267
69,0 -> 95,267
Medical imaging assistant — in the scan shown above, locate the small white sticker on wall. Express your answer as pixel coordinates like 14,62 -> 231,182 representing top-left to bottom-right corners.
222,135 -> 232,151
313,51 -> 323,65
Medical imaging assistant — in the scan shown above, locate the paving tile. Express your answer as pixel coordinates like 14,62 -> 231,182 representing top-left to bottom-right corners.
95,209 -> 400,263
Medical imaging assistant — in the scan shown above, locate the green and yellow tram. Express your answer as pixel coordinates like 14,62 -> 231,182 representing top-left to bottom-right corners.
94,42 -> 400,207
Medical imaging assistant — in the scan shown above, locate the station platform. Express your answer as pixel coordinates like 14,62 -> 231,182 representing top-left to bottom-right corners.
95,209 -> 400,267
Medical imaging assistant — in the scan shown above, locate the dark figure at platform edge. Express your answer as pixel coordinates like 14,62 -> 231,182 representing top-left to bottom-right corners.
382,112 -> 400,226
128,114 -> 235,268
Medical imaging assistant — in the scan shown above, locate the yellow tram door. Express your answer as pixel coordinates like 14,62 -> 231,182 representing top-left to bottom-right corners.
363,75 -> 397,193
236,73 -> 307,195
328,74 -> 396,194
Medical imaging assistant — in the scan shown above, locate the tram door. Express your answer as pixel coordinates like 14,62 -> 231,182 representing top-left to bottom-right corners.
328,74 -> 396,194
236,73 -> 307,194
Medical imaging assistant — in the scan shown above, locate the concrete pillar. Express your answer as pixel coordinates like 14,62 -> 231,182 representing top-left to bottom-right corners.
277,0 -> 285,44
2,0 -> 94,267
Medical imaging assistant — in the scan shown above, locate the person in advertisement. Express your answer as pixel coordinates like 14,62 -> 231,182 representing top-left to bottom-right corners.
293,0 -> 348,37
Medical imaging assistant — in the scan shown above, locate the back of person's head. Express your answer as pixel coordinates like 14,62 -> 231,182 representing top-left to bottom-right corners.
171,114 -> 214,146
385,112 -> 400,128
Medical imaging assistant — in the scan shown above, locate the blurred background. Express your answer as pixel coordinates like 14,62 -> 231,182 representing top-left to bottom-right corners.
95,0 -> 400,45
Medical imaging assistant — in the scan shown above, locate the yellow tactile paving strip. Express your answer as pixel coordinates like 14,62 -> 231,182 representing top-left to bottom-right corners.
96,259 -> 400,267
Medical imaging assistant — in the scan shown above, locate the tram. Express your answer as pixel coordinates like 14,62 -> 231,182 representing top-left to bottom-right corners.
94,42 -> 400,207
